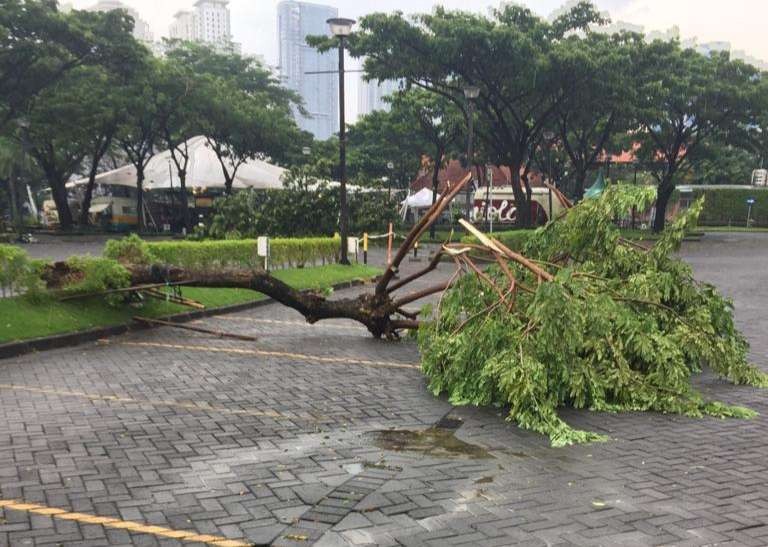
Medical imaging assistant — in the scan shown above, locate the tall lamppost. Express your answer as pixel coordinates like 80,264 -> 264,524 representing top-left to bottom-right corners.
386,160 -> 395,198
8,118 -> 33,235
463,86 -> 480,219
327,16 -> 356,265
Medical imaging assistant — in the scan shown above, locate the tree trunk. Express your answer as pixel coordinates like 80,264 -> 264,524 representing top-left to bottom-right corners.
574,168 -> 588,202
510,166 -> 531,228
80,135 -> 113,226
50,178 -> 73,231
224,174 -> 233,196
79,156 -> 100,226
7,167 -> 20,232
136,169 -> 145,232
136,266 -> 405,337
653,176 -> 675,233
179,170 -> 191,232
429,149 -> 442,239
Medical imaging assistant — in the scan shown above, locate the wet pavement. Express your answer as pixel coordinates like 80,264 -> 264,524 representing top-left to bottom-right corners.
0,233 -> 766,546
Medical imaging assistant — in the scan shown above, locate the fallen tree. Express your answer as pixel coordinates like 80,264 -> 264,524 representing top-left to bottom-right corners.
40,177 -> 768,446
42,173 -> 474,339
418,186 -> 768,445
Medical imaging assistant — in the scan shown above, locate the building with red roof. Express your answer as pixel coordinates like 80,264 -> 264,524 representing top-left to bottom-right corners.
410,160 -> 547,193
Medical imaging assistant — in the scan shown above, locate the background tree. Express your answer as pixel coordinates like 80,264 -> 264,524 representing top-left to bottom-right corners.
389,89 -> 463,236
0,138 -> 25,231
551,31 -> 637,200
345,106 -> 423,191
634,43 -> 759,231
154,50 -> 207,232
333,2 -> 605,227
185,46 -> 303,195
117,58 -> 163,231
13,68 -> 102,229
0,2 -> 138,128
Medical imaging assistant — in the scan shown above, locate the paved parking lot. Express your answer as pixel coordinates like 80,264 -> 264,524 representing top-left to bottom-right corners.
0,233 -> 767,546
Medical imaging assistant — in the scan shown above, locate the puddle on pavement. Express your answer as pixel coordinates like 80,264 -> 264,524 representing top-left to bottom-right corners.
367,426 -> 493,459
342,462 -> 364,475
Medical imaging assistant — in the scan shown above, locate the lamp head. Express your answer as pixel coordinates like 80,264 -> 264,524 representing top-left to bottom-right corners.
463,86 -> 481,100
327,17 -> 356,37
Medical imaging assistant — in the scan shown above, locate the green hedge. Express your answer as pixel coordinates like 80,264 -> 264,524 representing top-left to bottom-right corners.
140,237 -> 339,270
0,244 -> 41,297
460,229 -> 534,251
690,187 -> 768,227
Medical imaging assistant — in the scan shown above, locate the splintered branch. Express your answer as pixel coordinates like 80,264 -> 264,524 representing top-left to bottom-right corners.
393,279 -> 456,308
387,249 -> 444,293
376,172 -> 472,295
458,219 -> 555,282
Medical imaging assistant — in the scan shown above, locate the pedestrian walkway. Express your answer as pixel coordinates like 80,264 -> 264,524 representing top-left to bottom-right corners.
0,234 -> 766,546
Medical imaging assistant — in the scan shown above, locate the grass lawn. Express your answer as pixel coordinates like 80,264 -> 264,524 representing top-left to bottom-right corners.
0,264 -> 380,344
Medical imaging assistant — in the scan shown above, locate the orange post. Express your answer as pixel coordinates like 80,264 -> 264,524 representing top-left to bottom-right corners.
386,223 -> 393,267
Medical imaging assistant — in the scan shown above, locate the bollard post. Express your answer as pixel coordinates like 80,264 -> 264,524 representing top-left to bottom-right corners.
363,233 -> 368,265
386,222 -> 393,267
414,240 -> 419,258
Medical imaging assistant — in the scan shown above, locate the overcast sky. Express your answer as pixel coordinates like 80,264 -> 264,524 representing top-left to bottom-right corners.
65,0 -> 768,120
66,0 -> 768,66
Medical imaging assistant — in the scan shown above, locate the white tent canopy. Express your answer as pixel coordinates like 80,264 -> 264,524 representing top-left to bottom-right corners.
399,188 -> 441,220
67,136 -> 287,191
401,188 -> 440,209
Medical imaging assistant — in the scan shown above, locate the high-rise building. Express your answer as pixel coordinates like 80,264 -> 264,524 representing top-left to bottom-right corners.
194,0 -> 231,47
357,78 -> 401,118
169,10 -> 196,41
168,1 -> 239,52
85,0 -> 154,44
277,1 -> 338,140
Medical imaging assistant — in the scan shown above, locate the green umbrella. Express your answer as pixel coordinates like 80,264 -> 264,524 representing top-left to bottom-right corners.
584,170 -> 607,199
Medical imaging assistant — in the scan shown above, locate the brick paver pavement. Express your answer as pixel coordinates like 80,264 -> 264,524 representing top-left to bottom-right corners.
0,233 -> 767,546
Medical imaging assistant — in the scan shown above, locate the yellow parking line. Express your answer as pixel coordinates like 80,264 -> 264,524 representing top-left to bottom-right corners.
212,316 -> 367,331
0,499 -> 250,546
123,342 -> 422,370
0,383 -> 293,420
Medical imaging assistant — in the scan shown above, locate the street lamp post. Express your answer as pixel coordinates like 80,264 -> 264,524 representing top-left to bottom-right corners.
463,86 -> 480,220
386,161 -> 394,199
327,17 -> 356,266
9,118 -> 32,235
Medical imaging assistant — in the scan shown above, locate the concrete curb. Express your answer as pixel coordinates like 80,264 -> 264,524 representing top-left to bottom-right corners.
0,278 -> 374,361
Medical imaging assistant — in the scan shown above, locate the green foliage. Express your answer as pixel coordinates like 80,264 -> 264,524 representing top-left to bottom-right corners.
59,257 -> 131,305
0,244 -> 43,297
202,166 -> 400,239
103,231 -> 344,270
142,238 -> 338,270
341,2 -> 607,227
103,233 -> 155,264
688,187 -> 768,227
419,186 -> 767,447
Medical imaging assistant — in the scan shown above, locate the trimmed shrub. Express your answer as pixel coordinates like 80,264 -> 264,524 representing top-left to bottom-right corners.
105,237 -> 340,270
104,233 -> 155,265
0,244 -> 44,297
689,187 -> 768,227
201,167 -> 401,240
